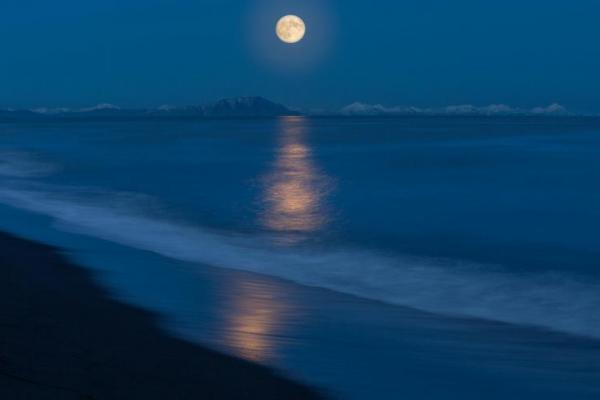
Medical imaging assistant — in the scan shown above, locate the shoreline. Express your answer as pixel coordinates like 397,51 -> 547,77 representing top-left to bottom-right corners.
0,231 -> 324,399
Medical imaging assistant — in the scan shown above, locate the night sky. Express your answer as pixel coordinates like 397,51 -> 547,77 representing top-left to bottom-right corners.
1,0 -> 599,112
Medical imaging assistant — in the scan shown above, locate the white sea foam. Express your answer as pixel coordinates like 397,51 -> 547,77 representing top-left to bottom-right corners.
0,183 -> 599,339
0,152 -> 57,178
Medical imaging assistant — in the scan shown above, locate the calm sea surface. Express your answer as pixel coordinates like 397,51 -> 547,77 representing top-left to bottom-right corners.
1,116 -> 600,399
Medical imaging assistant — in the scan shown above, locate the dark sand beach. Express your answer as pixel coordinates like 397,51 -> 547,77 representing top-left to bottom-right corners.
0,231 -> 323,399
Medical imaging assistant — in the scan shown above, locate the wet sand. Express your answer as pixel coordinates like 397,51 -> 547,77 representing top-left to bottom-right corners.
0,231 -> 323,399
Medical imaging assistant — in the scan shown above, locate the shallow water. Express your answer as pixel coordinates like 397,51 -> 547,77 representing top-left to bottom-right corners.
1,116 -> 600,398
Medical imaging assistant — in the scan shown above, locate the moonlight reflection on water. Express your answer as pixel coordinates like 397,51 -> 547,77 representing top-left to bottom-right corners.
260,116 -> 332,239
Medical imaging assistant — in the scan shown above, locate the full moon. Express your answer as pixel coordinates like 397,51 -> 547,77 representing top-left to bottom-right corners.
276,15 -> 306,44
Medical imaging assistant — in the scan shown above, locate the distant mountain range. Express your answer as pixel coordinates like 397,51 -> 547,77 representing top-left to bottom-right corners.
0,97 -> 299,119
0,97 -> 589,120
338,102 -> 572,116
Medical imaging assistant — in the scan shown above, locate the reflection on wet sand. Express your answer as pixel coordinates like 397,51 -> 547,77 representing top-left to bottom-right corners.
223,277 -> 293,363
261,116 -> 332,236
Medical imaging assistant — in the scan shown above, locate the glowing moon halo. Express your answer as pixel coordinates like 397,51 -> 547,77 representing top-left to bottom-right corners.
276,15 -> 306,44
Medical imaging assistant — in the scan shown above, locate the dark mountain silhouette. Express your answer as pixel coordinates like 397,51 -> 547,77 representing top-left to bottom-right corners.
203,96 -> 297,117
150,96 -> 299,117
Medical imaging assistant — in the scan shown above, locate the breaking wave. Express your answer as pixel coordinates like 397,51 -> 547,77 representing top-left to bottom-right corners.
0,182 -> 599,339
0,151 -> 58,178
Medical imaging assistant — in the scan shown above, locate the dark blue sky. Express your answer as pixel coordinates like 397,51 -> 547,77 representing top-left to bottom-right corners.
1,0 -> 599,111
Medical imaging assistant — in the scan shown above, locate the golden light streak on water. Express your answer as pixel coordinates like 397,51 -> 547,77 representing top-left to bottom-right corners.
261,116 -> 332,236
223,279 -> 292,363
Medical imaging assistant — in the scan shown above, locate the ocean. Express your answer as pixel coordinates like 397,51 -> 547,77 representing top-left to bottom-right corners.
1,116 -> 600,399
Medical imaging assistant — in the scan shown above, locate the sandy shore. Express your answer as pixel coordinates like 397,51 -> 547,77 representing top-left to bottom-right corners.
0,231 -> 323,399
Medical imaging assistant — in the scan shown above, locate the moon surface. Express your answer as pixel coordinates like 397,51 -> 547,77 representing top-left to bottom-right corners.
276,15 -> 306,44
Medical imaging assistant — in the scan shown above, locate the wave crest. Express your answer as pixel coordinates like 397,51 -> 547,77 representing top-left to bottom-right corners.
0,184 -> 599,338
0,152 -> 57,178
